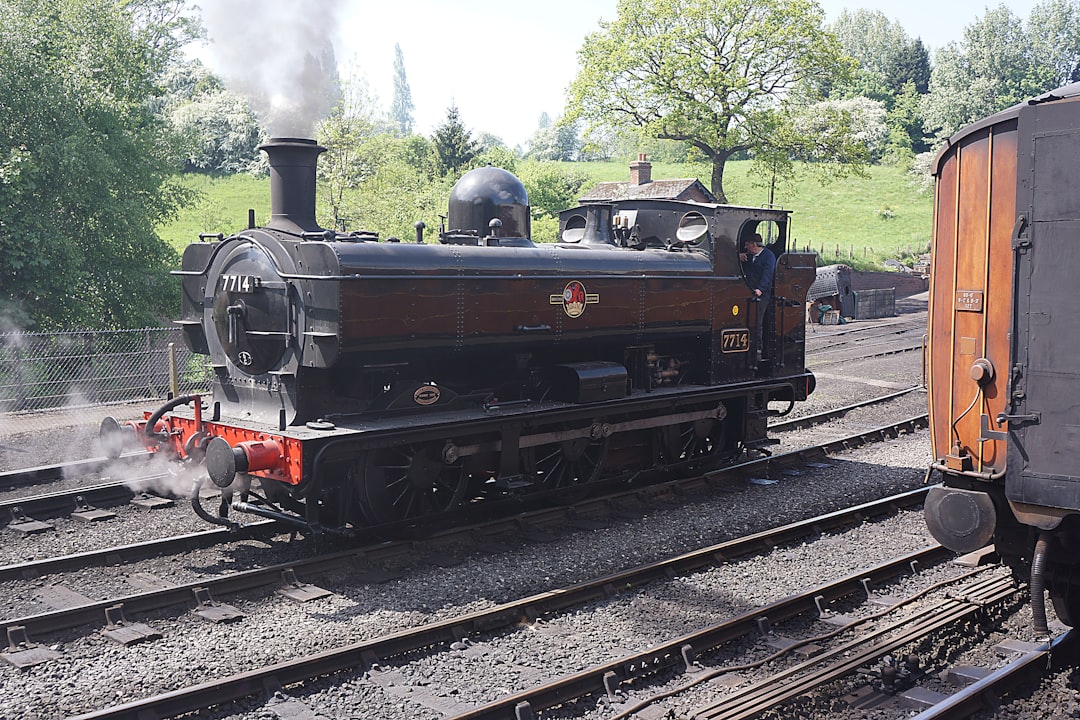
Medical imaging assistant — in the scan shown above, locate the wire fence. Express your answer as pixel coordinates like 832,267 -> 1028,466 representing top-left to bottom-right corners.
0,328 -> 212,429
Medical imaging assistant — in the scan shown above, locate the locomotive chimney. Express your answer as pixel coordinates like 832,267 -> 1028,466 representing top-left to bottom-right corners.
259,138 -> 326,234
629,153 -> 652,185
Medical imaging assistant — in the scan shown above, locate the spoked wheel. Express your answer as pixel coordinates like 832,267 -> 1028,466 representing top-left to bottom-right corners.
658,418 -> 728,475
523,436 -> 609,493
359,444 -> 471,523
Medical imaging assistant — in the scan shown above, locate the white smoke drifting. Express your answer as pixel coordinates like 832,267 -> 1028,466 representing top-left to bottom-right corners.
198,0 -> 344,137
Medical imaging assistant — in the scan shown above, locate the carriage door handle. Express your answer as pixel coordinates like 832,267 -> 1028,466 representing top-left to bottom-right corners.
996,411 -> 1041,425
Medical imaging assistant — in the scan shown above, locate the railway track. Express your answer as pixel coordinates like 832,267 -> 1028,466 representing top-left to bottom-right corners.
457,563 -> 1020,720
52,500 -> 1058,720
805,314 -> 926,352
35,488 -> 940,720
0,411 -> 930,631
908,630 -> 1080,720
0,452 -> 149,491
805,315 -> 926,368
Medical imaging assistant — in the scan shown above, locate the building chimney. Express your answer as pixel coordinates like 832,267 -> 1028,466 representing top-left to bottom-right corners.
629,153 -> 652,185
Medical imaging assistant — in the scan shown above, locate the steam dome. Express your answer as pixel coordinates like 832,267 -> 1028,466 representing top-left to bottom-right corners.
447,166 -> 531,240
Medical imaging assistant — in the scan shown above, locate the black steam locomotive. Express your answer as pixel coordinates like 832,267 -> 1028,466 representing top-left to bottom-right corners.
924,82 -> 1080,630
103,138 -> 816,534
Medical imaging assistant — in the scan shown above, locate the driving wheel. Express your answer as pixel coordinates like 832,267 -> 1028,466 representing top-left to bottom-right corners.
359,444 -> 470,523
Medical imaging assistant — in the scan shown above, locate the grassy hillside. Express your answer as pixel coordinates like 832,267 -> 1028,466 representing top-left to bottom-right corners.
158,160 -> 933,270
569,160 -> 934,265
161,173 -> 270,248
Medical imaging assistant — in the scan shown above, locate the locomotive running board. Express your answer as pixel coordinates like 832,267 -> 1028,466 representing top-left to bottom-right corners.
450,406 -> 723,459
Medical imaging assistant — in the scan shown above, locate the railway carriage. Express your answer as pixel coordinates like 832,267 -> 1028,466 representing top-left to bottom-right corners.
104,138 -> 816,535
923,82 -> 1080,630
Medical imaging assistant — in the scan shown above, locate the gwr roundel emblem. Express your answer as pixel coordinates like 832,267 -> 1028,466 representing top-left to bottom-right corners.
549,280 -> 600,318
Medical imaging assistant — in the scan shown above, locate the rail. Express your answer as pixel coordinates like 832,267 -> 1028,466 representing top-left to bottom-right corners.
50,490 -> 940,720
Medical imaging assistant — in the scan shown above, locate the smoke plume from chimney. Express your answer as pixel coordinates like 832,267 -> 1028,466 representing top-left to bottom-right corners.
198,0 -> 344,137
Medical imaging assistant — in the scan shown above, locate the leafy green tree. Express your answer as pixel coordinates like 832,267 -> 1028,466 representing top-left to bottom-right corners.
886,37 -> 931,95
527,118 -> 583,161
474,132 -> 507,154
1028,0 -> 1080,85
400,134 -> 439,179
316,77 -> 382,230
317,131 -> 450,242
0,0 -> 192,330
432,104 -> 478,176
884,82 -> 930,158
751,96 -> 884,198
826,9 -> 931,159
390,43 -> 415,136
566,0 -> 857,203
125,0 -> 203,68
473,146 -> 518,173
828,10 -> 904,101
315,73 -> 443,239
829,10 -> 930,100
507,162 -> 588,243
922,4 -> 1067,141
165,61 -> 262,173
338,135 -> 450,240
518,163 -> 589,218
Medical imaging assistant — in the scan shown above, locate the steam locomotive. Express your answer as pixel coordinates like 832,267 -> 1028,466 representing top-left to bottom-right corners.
103,138 -> 816,535
923,82 -> 1080,631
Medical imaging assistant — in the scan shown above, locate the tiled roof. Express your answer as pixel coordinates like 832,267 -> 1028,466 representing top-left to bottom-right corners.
579,179 -> 716,202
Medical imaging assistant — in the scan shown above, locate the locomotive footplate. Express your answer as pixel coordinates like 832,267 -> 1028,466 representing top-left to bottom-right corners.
153,378 -> 806,488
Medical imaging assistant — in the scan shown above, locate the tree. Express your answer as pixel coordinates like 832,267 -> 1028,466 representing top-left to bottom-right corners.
518,163 -> 589,218
751,96 -> 885,198
1028,0 -> 1080,85
825,9 -> 928,104
432,104 -> 478,176
828,10 -> 904,100
474,132 -> 507,154
165,60 -> 263,173
527,118 -> 583,161
517,162 -> 591,243
886,37 -> 931,96
390,43 -> 415,136
828,10 -> 930,101
0,0 -> 192,330
921,4 -> 1073,141
566,0 -> 857,203
316,77 -> 382,230
125,0 -> 203,65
